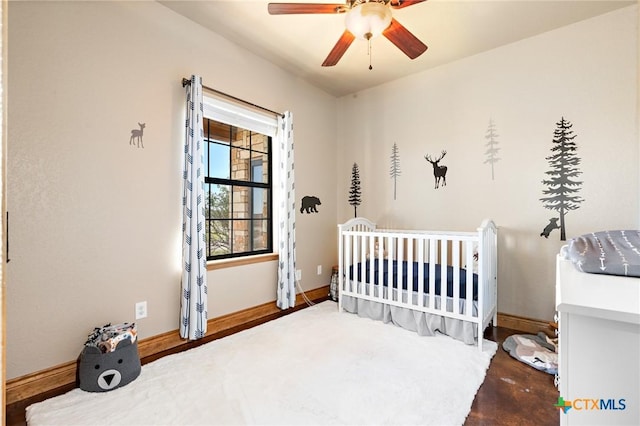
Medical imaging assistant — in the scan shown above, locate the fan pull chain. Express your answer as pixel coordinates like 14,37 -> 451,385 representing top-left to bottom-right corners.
368,38 -> 373,70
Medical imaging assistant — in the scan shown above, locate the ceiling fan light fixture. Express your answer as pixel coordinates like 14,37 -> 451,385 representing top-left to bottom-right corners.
345,2 -> 392,40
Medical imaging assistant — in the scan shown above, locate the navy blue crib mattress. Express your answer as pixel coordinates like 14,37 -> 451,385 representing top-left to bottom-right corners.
347,259 -> 479,301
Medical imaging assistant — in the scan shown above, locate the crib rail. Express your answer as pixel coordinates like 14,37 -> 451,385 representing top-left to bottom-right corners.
338,218 -> 497,350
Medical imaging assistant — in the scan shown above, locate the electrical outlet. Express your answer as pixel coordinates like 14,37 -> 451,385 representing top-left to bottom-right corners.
295,269 -> 302,281
317,265 -> 322,275
135,301 -> 147,320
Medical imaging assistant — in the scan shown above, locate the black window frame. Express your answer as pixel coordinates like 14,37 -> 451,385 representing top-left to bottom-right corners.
203,117 -> 273,261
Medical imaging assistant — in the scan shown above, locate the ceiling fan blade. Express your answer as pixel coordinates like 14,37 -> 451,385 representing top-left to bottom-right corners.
268,3 -> 347,14
383,18 -> 428,60
322,30 -> 356,67
388,0 -> 427,9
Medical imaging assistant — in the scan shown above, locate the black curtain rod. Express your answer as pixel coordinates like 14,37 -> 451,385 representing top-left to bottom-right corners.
182,78 -> 284,118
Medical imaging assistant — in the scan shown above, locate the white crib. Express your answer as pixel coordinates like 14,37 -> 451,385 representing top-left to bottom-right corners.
337,217 -> 498,351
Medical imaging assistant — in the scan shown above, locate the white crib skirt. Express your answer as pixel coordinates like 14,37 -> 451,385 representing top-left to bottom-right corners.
341,294 -> 479,345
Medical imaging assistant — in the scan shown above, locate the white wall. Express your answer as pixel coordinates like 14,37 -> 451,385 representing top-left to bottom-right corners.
336,5 -> 639,321
6,1 -> 337,379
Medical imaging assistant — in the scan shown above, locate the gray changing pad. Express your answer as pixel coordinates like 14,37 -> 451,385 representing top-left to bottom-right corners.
566,230 -> 640,277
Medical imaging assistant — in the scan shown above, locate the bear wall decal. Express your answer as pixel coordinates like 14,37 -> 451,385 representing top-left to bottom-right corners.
300,196 -> 321,214
540,218 -> 560,239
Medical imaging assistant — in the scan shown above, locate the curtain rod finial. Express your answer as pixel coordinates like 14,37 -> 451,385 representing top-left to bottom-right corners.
182,78 -> 191,87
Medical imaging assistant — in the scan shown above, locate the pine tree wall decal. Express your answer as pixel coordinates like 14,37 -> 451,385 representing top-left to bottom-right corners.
349,162 -> 362,217
540,117 -> 584,241
483,118 -> 500,180
389,143 -> 401,200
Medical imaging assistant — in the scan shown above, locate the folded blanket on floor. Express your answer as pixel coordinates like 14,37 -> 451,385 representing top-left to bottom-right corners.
502,332 -> 557,375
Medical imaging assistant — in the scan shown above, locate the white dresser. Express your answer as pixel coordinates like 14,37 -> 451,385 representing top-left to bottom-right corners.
556,253 -> 640,426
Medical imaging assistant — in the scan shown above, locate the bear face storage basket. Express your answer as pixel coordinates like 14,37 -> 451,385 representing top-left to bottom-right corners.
79,323 -> 141,392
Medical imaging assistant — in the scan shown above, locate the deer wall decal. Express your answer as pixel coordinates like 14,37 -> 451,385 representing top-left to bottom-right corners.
425,150 -> 448,189
130,122 -> 146,148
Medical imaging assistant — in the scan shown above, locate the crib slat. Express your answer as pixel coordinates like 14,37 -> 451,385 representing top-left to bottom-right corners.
358,234 -> 371,294
387,235 -> 394,302
465,245 -> 473,317
338,229 -> 342,311
367,235 -> 374,297
344,234 -> 352,294
478,232 -> 487,326
351,234 -> 364,294
377,235 -> 383,298
361,234 -> 367,296
428,238 -> 436,309
406,237 -> 414,306
417,238 -> 425,308
398,236 -> 404,303
453,240 -> 461,314
440,239 -> 448,313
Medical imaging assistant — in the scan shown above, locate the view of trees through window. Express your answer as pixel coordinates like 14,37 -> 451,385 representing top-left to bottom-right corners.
203,118 -> 272,260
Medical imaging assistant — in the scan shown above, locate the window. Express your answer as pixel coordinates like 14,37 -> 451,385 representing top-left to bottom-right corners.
203,118 -> 272,260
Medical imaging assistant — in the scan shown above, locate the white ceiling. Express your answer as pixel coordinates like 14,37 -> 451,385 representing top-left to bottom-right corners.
159,0 -> 635,97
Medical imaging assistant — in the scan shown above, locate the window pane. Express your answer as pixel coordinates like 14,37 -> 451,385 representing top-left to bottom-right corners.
252,220 -> 268,251
208,219 -> 230,256
232,186 -> 250,219
206,120 -> 232,144
230,146 -> 250,181
252,187 -> 268,218
232,128 -> 250,149
251,153 -> 268,183
208,184 -> 230,219
232,220 -> 249,253
204,145 -> 208,179
209,143 -> 230,180
205,183 -> 212,219
251,133 -> 269,154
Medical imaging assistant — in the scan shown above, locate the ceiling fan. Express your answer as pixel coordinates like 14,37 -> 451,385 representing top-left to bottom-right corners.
267,0 -> 428,67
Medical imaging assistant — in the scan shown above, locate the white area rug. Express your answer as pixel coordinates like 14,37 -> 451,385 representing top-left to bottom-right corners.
27,301 -> 497,426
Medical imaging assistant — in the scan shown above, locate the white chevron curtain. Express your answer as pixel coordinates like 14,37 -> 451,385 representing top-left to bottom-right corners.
180,75 -> 208,339
277,111 -> 296,309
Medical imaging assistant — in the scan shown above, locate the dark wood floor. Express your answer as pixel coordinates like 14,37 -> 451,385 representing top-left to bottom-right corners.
466,326 -> 559,426
7,325 -> 559,426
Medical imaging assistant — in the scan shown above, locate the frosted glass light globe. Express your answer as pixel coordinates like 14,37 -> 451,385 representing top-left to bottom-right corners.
345,2 -> 392,40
